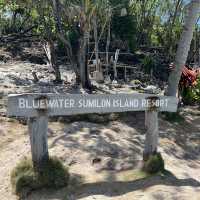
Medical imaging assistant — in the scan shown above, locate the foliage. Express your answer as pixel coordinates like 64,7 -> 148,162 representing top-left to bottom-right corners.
0,0 -> 38,34
109,0 -> 129,9
141,55 -> 156,74
143,153 -> 165,174
0,0 -> 195,57
179,67 -> 200,105
181,78 -> 200,105
11,157 -> 69,196
0,0 -> 199,87
111,14 -> 137,52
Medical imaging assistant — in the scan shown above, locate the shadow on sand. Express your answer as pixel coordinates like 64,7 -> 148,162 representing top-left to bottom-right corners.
27,170 -> 200,200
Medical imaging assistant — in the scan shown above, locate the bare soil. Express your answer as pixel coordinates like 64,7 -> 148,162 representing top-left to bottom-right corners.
0,49 -> 200,200
0,109 -> 200,200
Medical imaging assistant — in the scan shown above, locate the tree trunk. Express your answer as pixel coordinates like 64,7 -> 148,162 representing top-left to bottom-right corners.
113,49 -> 120,80
167,0 -> 200,97
49,40 -> 61,83
106,18 -> 111,75
44,40 -> 62,83
93,14 -> 99,72
79,31 -> 91,89
199,31 -> 200,66
50,0 -> 80,84
166,0 -> 183,58
11,11 -> 17,32
50,0 -> 62,32
194,27 -> 198,65
36,1 -> 62,83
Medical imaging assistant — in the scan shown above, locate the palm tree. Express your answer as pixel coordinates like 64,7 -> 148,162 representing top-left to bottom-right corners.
167,0 -> 200,97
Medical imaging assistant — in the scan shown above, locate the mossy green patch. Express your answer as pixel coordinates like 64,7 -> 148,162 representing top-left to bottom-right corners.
142,153 -> 165,174
11,157 -> 69,196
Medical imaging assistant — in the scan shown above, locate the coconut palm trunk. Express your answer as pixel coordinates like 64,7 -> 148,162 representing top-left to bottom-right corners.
167,0 -> 200,97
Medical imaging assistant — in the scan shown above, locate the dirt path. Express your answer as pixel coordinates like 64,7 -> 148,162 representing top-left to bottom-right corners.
0,110 -> 200,200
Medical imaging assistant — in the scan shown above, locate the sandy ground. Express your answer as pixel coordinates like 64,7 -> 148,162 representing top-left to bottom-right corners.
0,110 -> 200,200
0,58 -> 199,200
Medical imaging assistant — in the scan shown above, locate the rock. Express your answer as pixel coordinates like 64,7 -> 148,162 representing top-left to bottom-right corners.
130,79 -> 142,85
143,85 -> 161,94
129,79 -> 142,89
112,80 -> 118,85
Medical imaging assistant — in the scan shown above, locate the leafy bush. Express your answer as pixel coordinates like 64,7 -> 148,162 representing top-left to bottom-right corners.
143,153 -> 165,174
141,55 -> 156,74
181,78 -> 200,105
11,157 -> 69,196
112,14 -> 137,52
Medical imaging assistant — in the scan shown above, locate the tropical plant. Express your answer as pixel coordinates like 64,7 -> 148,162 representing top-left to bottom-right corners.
167,0 -> 200,97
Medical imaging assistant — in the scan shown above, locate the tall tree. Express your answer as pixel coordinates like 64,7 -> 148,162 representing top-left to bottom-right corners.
35,0 -> 62,83
167,0 -> 200,97
50,0 -> 110,88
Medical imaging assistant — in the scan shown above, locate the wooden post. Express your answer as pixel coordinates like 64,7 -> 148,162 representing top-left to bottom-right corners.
28,97 -> 49,171
145,111 -> 147,128
143,96 -> 159,161
113,49 -> 120,80
124,66 -> 127,82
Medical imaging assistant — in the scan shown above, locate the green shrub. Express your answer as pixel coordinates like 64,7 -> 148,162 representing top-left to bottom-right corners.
143,153 -> 165,174
181,78 -> 200,105
112,14 -> 137,52
38,157 -> 69,188
11,157 -> 69,196
141,55 -> 156,74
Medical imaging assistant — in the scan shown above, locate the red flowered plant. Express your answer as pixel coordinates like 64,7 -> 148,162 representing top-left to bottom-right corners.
180,66 -> 200,88
169,63 -> 200,88
169,63 -> 200,104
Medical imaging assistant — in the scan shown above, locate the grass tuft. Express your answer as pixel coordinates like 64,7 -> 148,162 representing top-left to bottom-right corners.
142,153 -> 165,174
11,157 -> 69,196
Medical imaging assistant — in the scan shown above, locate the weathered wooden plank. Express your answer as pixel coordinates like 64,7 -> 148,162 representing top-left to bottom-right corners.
7,93 -> 178,117
28,112 -> 49,171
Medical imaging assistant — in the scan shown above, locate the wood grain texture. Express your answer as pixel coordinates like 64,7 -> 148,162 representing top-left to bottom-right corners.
143,110 -> 158,160
7,93 -> 178,117
28,112 -> 49,170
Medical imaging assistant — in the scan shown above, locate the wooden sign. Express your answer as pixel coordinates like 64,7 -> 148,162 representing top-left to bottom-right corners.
7,93 -> 178,171
7,93 -> 178,117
